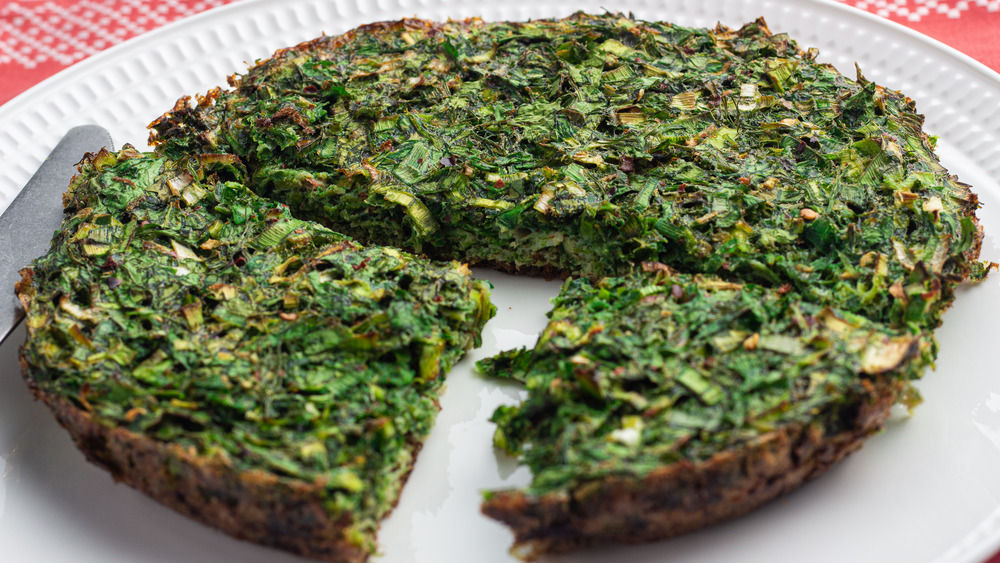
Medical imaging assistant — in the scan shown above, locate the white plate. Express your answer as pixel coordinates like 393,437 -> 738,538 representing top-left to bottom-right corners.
2,1 -> 1000,562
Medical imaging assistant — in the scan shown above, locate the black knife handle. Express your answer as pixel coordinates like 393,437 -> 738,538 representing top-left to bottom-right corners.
0,125 -> 113,345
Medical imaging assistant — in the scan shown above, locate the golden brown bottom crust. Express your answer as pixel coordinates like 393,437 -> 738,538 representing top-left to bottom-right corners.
481,376 -> 906,560
20,356 -> 408,563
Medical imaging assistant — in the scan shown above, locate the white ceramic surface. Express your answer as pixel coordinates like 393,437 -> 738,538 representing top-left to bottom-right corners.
2,1 -> 1000,562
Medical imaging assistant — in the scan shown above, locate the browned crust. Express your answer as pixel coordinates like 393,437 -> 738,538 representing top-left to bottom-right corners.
20,353 -> 384,563
958,180 -> 986,272
481,376 -> 906,560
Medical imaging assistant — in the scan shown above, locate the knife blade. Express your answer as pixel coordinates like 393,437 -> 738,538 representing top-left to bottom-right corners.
0,125 -> 113,345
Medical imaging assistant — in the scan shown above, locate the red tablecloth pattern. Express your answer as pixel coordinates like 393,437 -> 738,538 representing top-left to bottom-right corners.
2,1 -> 1000,561
854,0 -> 1000,70
0,0 -> 241,105
2,0 -> 1000,106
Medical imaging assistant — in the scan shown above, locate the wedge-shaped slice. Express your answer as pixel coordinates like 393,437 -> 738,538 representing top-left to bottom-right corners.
480,264 -> 926,558
17,148 -> 494,562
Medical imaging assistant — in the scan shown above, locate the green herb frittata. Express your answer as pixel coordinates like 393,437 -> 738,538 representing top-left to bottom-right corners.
18,11 -> 984,562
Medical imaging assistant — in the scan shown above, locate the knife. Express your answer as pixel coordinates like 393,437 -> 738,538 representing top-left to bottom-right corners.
0,125 -> 113,345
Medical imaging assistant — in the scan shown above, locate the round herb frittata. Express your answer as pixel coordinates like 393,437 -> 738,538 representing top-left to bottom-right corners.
19,11 -> 983,562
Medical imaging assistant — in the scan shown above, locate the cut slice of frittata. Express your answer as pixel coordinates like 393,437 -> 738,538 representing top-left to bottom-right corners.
479,263 -> 925,557
17,147 -> 494,562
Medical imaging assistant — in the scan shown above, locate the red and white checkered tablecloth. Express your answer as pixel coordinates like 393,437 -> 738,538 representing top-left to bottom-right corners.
2,0 -> 1000,561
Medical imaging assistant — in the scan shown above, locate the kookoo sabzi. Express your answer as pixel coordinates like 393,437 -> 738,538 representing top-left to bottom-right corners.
19,11 -> 984,562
